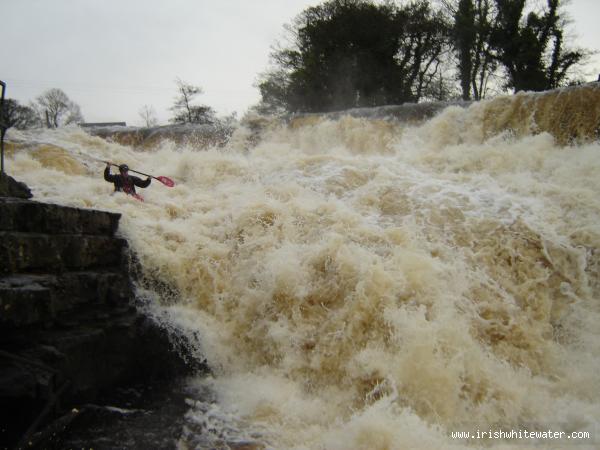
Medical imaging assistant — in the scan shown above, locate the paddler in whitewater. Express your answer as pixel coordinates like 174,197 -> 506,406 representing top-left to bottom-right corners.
104,162 -> 151,201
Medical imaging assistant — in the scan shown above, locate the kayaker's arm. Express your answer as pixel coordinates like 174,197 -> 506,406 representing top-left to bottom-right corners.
133,176 -> 151,188
104,164 -> 117,182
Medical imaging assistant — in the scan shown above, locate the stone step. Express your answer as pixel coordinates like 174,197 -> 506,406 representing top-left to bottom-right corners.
0,271 -> 133,327
0,232 -> 128,273
0,276 -> 51,327
0,198 -> 120,236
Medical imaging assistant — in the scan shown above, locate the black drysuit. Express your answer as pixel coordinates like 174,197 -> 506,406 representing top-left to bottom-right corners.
104,166 -> 151,195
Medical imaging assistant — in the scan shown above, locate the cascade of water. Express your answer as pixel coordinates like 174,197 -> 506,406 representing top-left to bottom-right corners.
5,84 -> 600,449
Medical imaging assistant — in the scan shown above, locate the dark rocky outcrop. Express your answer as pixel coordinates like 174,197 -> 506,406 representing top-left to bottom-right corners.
0,172 -> 32,199
0,184 -> 200,449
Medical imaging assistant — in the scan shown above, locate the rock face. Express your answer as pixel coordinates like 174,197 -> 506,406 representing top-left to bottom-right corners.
0,172 -> 32,199
0,187 -> 194,449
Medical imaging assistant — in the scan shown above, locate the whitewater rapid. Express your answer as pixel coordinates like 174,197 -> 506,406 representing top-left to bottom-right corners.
5,94 -> 600,449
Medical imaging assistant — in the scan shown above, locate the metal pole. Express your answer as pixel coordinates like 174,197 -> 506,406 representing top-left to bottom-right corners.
0,80 -> 6,173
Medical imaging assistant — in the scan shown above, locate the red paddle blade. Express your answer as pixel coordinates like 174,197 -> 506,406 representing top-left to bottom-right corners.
156,176 -> 175,187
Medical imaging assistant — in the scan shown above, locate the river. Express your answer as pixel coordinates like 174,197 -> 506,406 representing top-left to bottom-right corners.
5,84 -> 600,449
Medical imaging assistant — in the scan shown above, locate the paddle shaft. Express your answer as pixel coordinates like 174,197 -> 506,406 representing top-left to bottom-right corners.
106,161 -> 154,180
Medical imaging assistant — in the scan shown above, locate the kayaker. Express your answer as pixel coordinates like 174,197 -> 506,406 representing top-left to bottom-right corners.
104,163 -> 151,197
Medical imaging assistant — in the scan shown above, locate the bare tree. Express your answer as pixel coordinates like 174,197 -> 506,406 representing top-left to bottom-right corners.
139,104 -> 158,127
35,88 -> 84,128
171,78 -> 202,123
64,102 -> 84,126
169,79 -> 216,124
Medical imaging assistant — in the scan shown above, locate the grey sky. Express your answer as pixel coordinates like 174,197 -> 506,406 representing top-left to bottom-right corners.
2,0 -> 598,126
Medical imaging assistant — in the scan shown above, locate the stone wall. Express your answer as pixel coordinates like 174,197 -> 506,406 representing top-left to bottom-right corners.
0,176 -> 198,449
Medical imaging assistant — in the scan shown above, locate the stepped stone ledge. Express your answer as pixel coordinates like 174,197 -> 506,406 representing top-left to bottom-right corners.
0,176 -> 200,449
0,197 -> 120,235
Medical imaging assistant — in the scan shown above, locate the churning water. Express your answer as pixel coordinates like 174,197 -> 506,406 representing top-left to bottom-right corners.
5,84 -> 600,449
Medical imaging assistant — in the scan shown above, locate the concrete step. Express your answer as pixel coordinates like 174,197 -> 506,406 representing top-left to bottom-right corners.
0,271 -> 133,327
0,232 -> 128,273
0,198 -> 120,236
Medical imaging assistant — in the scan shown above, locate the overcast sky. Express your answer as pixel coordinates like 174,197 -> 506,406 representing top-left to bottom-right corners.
2,0 -> 599,126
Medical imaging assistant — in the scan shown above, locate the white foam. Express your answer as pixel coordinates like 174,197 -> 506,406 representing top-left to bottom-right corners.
6,104 -> 600,448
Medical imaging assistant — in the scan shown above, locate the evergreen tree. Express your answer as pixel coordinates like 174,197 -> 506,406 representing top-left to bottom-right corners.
259,0 -> 588,111
259,0 -> 450,113
455,0 -> 476,100
490,0 -> 584,91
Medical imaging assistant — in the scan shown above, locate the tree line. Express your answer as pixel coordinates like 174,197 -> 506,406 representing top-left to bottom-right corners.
1,88 -> 84,130
2,0 -> 591,128
1,79 -> 235,131
255,0 -> 591,113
